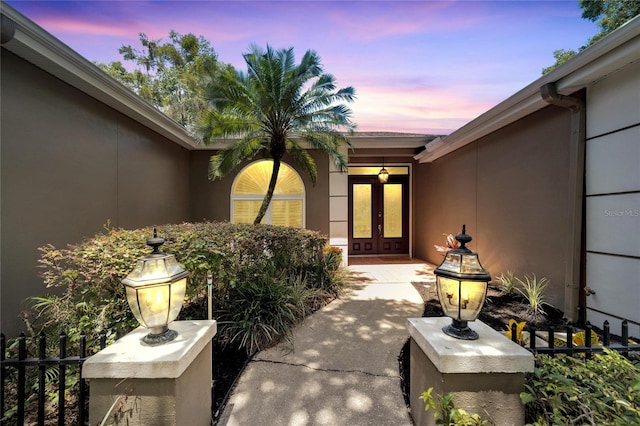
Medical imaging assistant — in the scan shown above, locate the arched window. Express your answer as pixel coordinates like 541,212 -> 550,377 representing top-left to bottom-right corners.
231,160 -> 305,227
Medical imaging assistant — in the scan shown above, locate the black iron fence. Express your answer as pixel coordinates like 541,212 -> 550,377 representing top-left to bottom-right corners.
1,331 -> 106,425
512,319 -> 640,359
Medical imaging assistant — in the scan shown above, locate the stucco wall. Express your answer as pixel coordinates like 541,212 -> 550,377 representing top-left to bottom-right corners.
189,150 -> 330,234
414,106 -> 572,311
1,51 -> 190,335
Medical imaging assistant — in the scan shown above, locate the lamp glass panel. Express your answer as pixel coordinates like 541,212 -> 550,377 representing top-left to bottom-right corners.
136,284 -> 171,329
437,277 -> 461,319
458,280 -> 487,320
168,278 -> 187,323
353,184 -> 372,238
383,184 -> 402,238
439,253 -> 462,273
125,286 -> 145,327
461,254 -> 484,274
436,277 -> 487,321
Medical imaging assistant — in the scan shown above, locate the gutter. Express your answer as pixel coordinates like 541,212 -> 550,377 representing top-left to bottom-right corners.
540,83 -> 585,323
415,15 -> 640,164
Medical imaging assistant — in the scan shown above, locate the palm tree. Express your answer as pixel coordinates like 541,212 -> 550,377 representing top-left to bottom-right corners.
198,44 -> 356,224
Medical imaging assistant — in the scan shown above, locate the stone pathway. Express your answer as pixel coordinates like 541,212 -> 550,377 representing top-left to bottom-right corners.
217,261 -> 434,426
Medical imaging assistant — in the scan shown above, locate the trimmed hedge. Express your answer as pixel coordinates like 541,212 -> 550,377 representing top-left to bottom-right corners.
29,221 -> 344,352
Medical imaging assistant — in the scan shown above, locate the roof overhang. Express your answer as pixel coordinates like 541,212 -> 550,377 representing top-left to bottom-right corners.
1,2 -> 199,150
414,15 -> 640,163
192,132 -> 440,151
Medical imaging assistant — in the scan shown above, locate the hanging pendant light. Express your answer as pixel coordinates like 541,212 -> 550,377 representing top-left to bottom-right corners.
378,158 -> 389,183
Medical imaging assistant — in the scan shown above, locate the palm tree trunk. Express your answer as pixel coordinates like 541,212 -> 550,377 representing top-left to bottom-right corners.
254,158 -> 281,224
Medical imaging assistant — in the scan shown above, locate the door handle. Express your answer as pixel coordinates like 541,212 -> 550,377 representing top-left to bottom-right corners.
378,224 -> 382,237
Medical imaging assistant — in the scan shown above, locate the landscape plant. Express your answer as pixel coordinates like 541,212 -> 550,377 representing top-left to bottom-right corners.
495,270 -> 517,295
420,387 -> 493,425
199,44 -> 356,224
3,221 -> 344,423
521,349 -> 640,425
505,319 -> 528,346
515,274 -> 548,316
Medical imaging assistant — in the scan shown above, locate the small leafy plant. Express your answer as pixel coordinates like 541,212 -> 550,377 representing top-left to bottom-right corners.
420,387 -> 493,425
515,274 -> 548,316
521,349 -> 640,425
495,270 -> 517,295
505,319 -> 527,346
572,329 -> 600,346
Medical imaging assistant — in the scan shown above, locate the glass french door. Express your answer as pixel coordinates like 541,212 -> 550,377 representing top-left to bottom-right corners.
348,175 -> 409,255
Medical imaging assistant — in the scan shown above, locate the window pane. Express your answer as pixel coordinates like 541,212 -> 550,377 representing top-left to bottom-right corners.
233,160 -> 303,195
384,184 -> 402,238
353,184 -> 372,238
272,200 -> 303,227
234,200 -> 263,224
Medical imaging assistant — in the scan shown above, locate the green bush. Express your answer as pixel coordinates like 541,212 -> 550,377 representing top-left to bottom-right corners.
3,222 -> 344,423
521,349 -> 640,425
26,221 -> 344,351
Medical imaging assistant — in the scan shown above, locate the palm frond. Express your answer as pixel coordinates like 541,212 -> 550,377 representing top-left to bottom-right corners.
286,143 -> 317,183
208,136 -> 266,180
199,44 -> 356,184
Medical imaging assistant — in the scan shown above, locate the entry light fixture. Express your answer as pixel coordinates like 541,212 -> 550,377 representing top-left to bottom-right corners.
378,158 -> 389,183
434,225 -> 490,340
122,229 -> 189,345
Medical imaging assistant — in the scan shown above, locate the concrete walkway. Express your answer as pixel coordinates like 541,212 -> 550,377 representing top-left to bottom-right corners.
218,260 -> 436,426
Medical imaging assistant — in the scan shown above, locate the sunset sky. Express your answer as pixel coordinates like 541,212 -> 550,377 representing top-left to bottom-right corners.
6,1 -> 599,135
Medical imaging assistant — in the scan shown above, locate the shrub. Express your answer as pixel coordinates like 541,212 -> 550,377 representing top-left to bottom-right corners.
4,222 -> 345,423
521,349 -> 640,425
26,221 -> 343,350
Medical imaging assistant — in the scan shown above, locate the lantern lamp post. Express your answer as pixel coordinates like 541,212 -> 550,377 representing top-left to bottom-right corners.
122,229 -> 189,345
434,225 -> 490,340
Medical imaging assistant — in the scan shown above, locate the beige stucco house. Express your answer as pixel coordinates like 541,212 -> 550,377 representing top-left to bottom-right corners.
2,3 -> 638,338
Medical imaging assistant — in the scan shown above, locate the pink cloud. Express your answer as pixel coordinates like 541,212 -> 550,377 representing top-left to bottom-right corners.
325,2 -> 486,41
35,17 -> 130,37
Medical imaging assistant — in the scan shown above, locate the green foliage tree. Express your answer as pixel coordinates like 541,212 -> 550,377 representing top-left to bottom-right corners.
198,44 -> 356,224
542,0 -> 640,74
98,31 -> 232,134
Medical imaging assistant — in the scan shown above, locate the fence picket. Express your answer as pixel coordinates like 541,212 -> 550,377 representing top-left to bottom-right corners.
17,333 -> 26,425
520,319 -> 640,358
78,332 -> 87,426
1,331 -> 106,426
38,332 -> 46,425
58,332 -> 66,426
1,333 -> 5,421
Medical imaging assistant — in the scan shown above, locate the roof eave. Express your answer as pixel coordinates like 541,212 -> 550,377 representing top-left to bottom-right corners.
1,2 -> 200,150
417,15 -> 640,163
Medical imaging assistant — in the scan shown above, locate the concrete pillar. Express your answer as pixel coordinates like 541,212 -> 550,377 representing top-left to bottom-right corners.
329,146 -> 349,266
407,317 -> 534,426
84,320 -> 217,426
